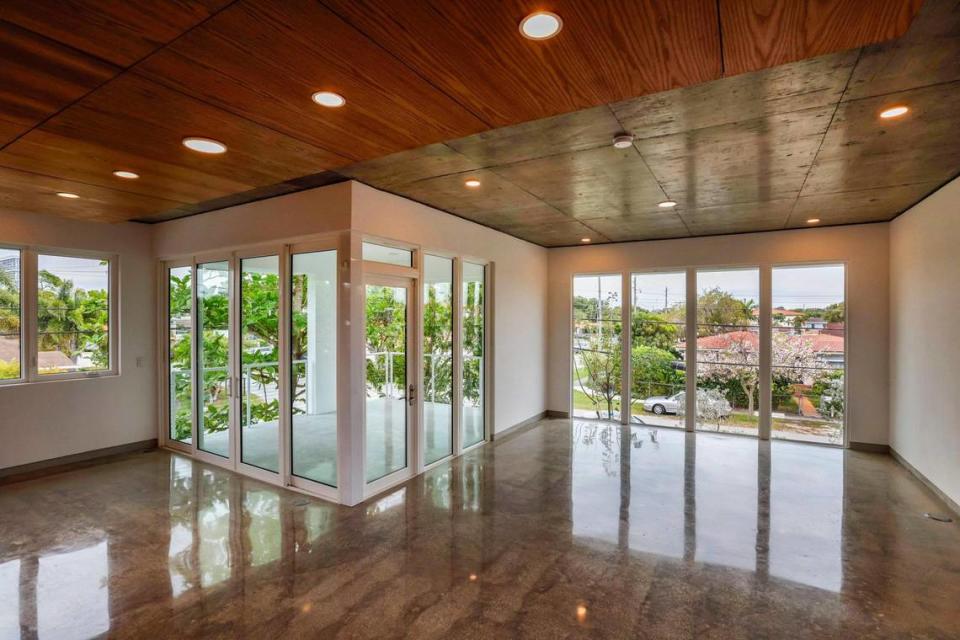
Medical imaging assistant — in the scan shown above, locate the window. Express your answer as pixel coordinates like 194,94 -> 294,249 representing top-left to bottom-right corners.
0,248 -> 21,381
167,266 -> 193,444
572,274 -> 621,420
771,264 -> 845,445
362,241 -> 413,267
424,255 -> 453,464
197,261 -> 230,458
462,262 -> 485,446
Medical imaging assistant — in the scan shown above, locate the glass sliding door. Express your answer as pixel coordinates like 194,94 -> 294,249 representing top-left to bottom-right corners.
771,264 -> 845,445
572,274 -> 622,420
290,250 -> 338,487
197,261 -> 231,458
695,268 -> 760,435
239,256 -> 280,472
168,266 -> 193,444
462,262 -> 485,447
629,272 -> 686,429
423,255 -> 453,464
0,248 -> 22,381
365,280 -> 411,482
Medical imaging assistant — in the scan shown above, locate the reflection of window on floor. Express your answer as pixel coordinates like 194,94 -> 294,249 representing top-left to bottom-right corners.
245,489 -> 281,567
38,540 -> 110,640
0,559 -> 19,634
572,275 -> 622,420
199,469 -> 232,588
695,438 -> 758,572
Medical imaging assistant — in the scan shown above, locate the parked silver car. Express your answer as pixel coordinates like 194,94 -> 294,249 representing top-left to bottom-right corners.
642,392 -> 684,415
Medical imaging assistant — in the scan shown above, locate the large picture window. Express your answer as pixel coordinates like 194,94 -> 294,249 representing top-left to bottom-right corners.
0,248 -> 21,381
462,262 -> 486,447
572,274 -> 622,420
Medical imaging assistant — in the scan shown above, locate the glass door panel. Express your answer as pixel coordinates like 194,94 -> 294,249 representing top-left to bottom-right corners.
168,266 -> 193,444
424,255 -> 453,464
365,282 -> 409,482
290,250 -> 338,487
572,274 -> 622,420
240,255 -> 280,472
462,262 -> 485,446
197,260 -> 230,457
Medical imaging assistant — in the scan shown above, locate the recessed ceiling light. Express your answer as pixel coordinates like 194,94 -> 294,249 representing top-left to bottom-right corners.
658,200 -> 678,208
56,192 -> 80,199
312,91 -> 346,108
112,170 -> 139,179
880,105 -> 909,119
612,133 -> 635,149
464,178 -> 481,188
519,11 -> 563,40
806,218 -> 821,224
182,137 -> 227,154
580,237 -> 591,243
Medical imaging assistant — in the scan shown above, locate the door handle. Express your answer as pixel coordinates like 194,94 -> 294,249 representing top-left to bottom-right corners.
408,384 -> 416,406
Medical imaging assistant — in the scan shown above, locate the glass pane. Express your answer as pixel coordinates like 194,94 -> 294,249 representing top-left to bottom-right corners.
572,274 -> 621,420
424,255 -> 453,464
463,262 -> 485,446
197,261 -> 230,458
362,242 -> 413,267
37,254 -> 109,375
0,248 -> 21,380
240,256 -> 280,472
168,266 -> 193,444
771,264 -> 845,445
630,272 -> 686,429
291,250 -> 338,487
365,284 -> 408,482
695,268 -> 759,435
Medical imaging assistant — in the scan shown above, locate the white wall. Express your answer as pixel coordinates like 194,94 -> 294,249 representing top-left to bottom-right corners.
547,224 -> 891,445
890,176 -> 960,506
0,211 -> 155,469
351,182 -> 550,432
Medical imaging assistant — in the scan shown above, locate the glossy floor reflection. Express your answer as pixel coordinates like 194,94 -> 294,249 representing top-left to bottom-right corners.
1,418 -> 959,639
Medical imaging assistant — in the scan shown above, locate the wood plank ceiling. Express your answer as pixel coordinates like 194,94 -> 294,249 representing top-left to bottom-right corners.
0,0 -> 940,245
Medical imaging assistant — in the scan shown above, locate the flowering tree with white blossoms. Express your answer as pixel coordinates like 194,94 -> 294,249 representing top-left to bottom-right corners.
677,388 -> 732,430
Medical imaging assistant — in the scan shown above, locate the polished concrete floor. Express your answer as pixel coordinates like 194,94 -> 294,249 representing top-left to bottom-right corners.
1,419 -> 959,639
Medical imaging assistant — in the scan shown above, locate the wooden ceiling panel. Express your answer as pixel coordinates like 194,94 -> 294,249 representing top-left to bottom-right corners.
679,199 -> 795,236
789,182 -> 940,227
635,106 -> 833,208
490,145 -> 666,219
0,21 -> 117,145
612,50 -> 857,139
38,73 -> 347,191
802,82 -> 960,195
320,0 -> 723,127
0,165 -> 183,222
138,0 -> 488,162
719,0 -> 923,75
339,144 -> 481,189
0,0 -> 231,66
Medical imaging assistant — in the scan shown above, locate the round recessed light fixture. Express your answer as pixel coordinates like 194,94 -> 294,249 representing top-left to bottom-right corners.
464,178 -> 481,188
658,200 -> 678,208
519,11 -> 563,40
806,218 -> 821,224
112,170 -> 139,179
56,191 -> 80,199
182,137 -> 227,154
879,105 -> 909,119
612,133 -> 635,149
580,237 -> 591,243
312,91 -> 346,108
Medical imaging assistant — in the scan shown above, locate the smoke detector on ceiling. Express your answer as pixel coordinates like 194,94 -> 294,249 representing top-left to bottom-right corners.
612,133 -> 635,149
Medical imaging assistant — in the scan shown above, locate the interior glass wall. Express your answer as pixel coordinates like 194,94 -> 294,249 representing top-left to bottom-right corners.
197,261 -> 230,458
771,264 -> 845,445
423,255 -> 454,464
365,283 -> 408,481
36,254 -> 109,375
240,255 -> 280,472
695,268 -> 760,435
168,266 -> 193,444
290,250 -> 338,487
0,248 -> 21,381
572,274 -> 622,420
629,272 -> 686,429
462,262 -> 485,446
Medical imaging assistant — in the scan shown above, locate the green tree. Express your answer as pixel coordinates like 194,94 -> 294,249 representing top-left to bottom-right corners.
697,288 -> 753,336
631,309 -> 680,354
631,345 -> 683,399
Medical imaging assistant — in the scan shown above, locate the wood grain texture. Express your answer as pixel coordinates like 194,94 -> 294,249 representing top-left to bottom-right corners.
320,0 -> 722,127
719,0 -> 923,76
138,0 -> 488,162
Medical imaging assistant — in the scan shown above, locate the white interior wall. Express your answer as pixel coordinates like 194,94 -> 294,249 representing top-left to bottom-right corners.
350,182 -> 550,432
547,224 -> 891,446
890,176 -> 960,507
0,211 -> 155,469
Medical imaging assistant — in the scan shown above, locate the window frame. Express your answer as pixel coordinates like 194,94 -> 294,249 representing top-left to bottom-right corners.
0,244 -> 119,386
